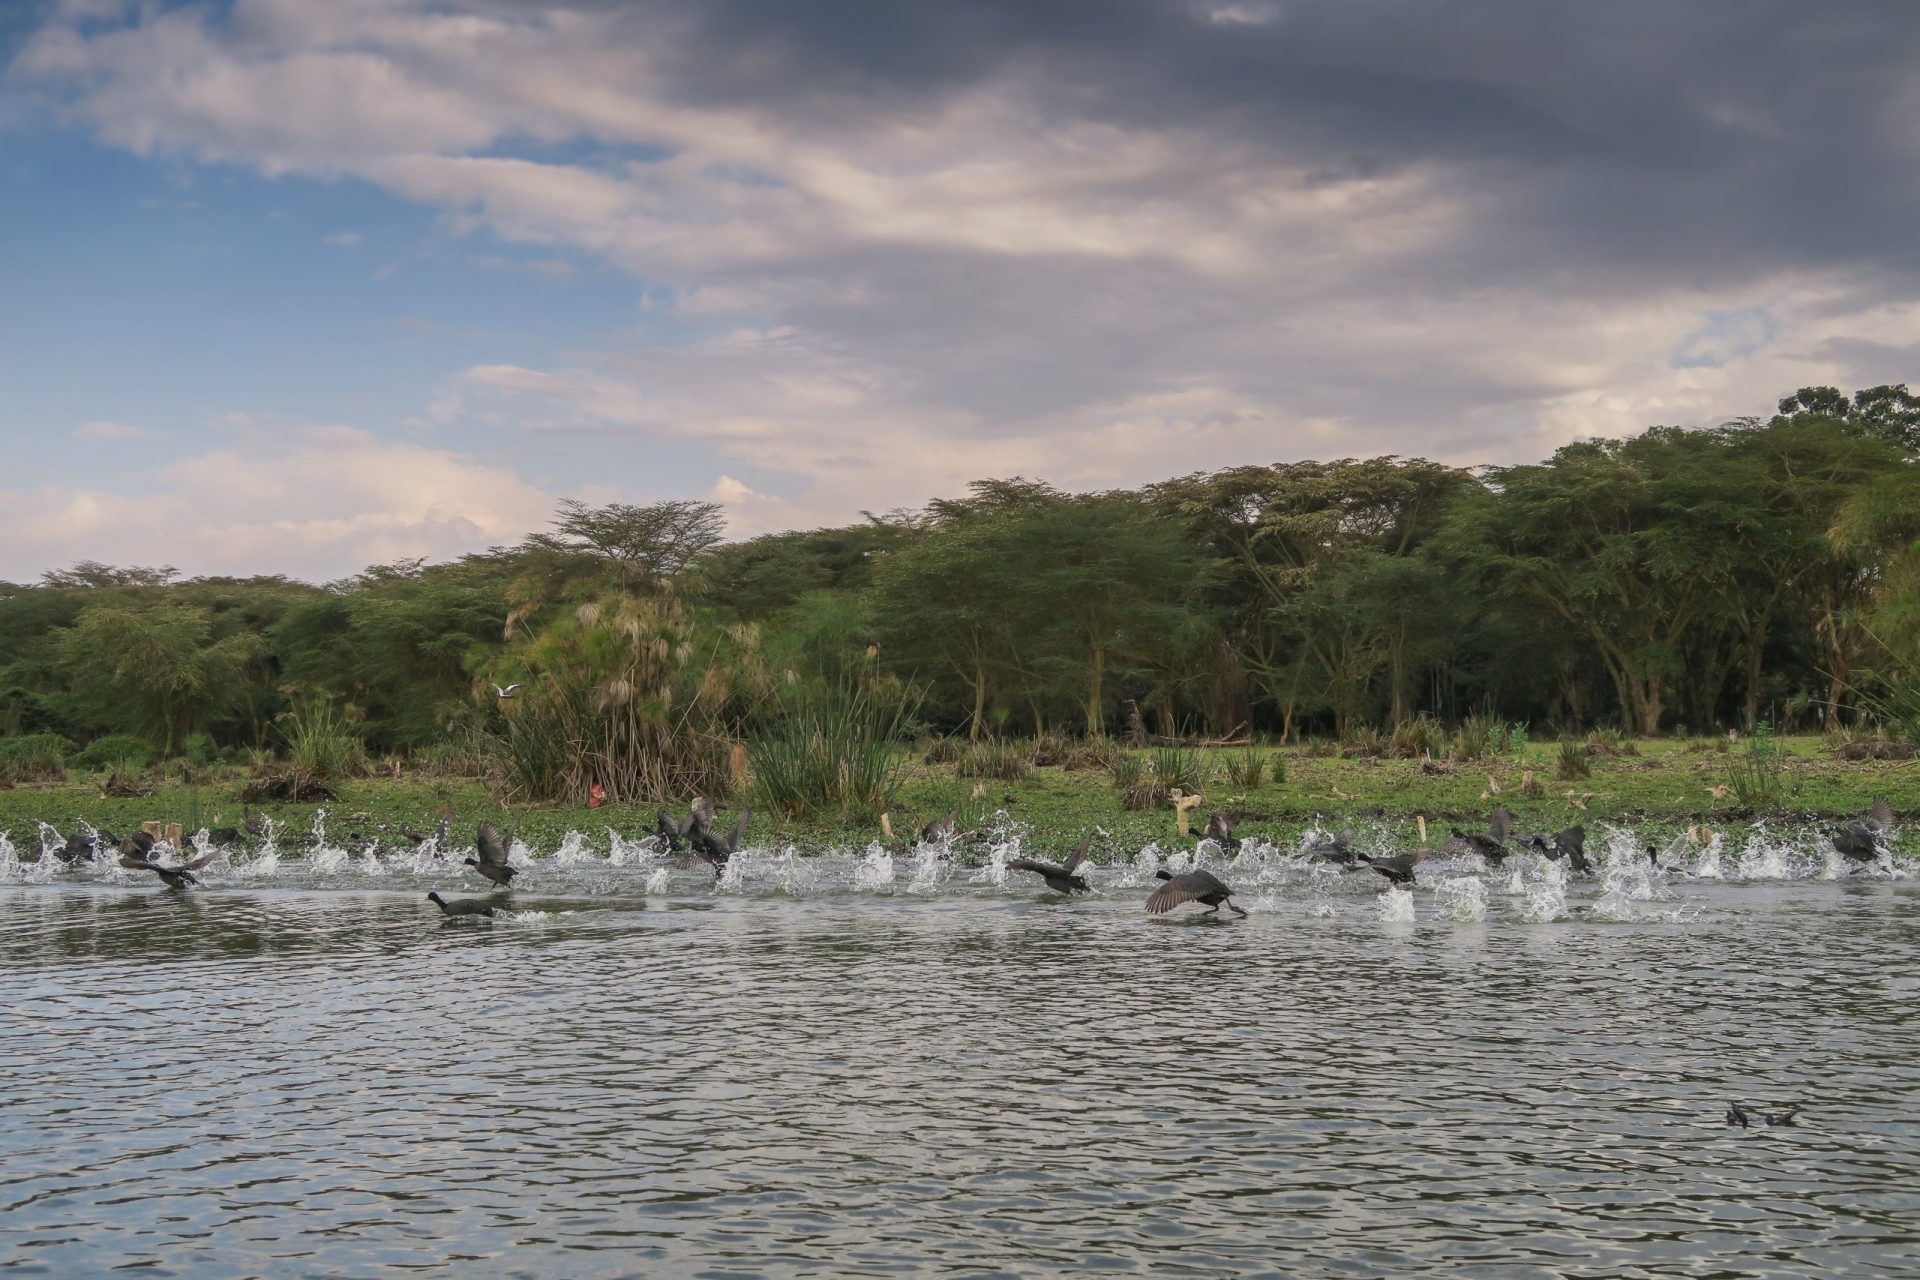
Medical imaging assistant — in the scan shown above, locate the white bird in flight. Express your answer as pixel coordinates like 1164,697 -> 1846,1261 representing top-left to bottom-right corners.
493,683 -> 522,698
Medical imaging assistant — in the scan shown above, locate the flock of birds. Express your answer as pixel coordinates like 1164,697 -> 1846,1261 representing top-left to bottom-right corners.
23,794 -> 1901,925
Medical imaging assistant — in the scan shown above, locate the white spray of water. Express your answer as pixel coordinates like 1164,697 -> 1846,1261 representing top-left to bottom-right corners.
1377,885 -> 1416,922
1433,875 -> 1487,922
644,867 -> 670,894
854,843 -> 895,891
1514,858 -> 1568,922
549,830 -> 593,866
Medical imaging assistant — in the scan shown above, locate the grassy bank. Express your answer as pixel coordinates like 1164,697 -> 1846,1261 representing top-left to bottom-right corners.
2,735 -> 1914,859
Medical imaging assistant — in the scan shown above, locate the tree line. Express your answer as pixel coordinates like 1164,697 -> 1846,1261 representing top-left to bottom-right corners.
4,386 -> 1918,778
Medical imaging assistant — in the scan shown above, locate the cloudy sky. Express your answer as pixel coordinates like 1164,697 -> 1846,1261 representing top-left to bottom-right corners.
4,0 -> 1918,582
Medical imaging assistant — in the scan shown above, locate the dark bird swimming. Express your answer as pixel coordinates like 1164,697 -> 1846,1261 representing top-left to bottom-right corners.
1726,1101 -> 1800,1128
465,822 -> 519,887
1146,867 -> 1246,917
1007,837 -> 1094,893
427,891 -> 495,918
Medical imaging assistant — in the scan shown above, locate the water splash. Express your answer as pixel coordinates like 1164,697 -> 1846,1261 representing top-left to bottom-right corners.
1433,876 -> 1486,922
854,844 -> 895,892
549,830 -> 593,867
1376,885 -> 1416,922
645,867 -> 670,894
1514,858 -> 1568,922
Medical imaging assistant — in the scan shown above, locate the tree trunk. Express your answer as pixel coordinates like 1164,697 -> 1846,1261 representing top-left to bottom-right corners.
1743,625 -> 1765,731
1084,645 -> 1105,736
969,664 -> 986,741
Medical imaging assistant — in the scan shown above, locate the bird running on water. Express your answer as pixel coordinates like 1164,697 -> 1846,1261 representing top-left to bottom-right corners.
1006,836 -> 1095,893
1829,798 -> 1894,867
1146,867 -> 1246,917
465,822 -> 519,887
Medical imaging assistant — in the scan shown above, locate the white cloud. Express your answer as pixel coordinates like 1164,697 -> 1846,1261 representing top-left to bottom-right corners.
323,229 -> 361,247
0,427 -> 556,581
11,0 -> 1918,564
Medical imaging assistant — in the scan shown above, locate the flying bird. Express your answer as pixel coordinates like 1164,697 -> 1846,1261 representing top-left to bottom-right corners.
465,822 -> 519,887
687,807 -> 750,874
1146,867 -> 1246,917
493,683 -> 522,699
1529,824 -> 1590,874
1007,837 -> 1094,894
120,840 -> 220,889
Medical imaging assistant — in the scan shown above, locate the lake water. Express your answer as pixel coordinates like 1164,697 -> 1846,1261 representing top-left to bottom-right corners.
2,826 -> 1916,1277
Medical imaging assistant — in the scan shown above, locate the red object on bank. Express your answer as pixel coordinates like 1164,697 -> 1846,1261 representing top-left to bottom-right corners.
589,783 -> 605,809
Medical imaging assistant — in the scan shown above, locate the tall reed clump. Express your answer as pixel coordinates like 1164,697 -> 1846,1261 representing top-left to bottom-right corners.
1556,739 -> 1592,780
751,680 -> 915,819
1451,713 -> 1522,761
1727,721 -> 1787,809
1222,748 -> 1267,789
493,590 -> 769,805
244,695 -> 363,801
1152,744 -> 1205,792
1110,751 -> 1163,809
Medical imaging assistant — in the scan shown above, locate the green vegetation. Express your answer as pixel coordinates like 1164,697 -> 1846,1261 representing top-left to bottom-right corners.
1,736 -> 1911,859
3,384 -> 1920,833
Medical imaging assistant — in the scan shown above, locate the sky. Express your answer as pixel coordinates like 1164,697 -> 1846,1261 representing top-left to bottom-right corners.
4,0 -> 1919,583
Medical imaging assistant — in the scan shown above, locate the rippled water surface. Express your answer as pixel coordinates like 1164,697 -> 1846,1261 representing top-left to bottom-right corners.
3,829 -> 1917,1277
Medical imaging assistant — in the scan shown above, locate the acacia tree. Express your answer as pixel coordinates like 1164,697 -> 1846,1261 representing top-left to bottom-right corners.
1435,439 -> 1711,736
59,600 -> 263,754
1156,458 -> 1469,736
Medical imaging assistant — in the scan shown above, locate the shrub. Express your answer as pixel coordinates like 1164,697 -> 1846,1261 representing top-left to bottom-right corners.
1027,731 -> 1072,767
1585,727 -> 1639,757
1341,725 -> 1386,758
1386,714 -> 1447,760
957,737 -> 1031,782
181,731 -> 220,765
921,736 -> 966,765
72,734 -> 159,771
1061,736 -> 1120,771
0,733 -> 71,783
1451,713 -> 1517,762
1269,752 -> 1288,784
1110,752 -> 1146,790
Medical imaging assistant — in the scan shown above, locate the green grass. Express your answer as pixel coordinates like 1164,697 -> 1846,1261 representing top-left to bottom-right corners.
1,735 -> 1914,857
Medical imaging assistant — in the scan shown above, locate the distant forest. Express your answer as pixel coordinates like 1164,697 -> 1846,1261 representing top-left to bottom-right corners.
6,385 -> 1919,770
